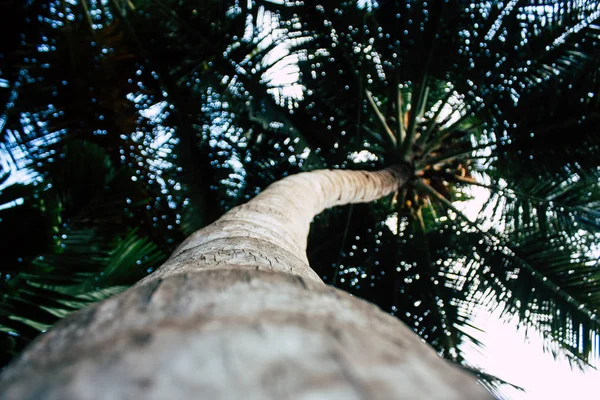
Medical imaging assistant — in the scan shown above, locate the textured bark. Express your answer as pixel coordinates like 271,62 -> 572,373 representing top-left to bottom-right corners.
0,166 -> 492,399
138,165 -> 412,286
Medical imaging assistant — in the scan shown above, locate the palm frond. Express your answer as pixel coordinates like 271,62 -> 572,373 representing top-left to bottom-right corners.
423,180 -> 600,365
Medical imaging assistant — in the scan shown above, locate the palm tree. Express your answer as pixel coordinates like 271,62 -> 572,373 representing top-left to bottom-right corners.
1,163 -> 497,398
254,0 -> 600,369
0,0 -> 599,397
0,0 -> 301,368
0,0 -> 204,365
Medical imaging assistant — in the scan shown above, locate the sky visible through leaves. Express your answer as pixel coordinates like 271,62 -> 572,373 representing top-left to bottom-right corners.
1,1 -> 600,398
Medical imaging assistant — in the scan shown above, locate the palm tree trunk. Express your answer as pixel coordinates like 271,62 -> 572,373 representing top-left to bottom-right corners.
0,165 -> 492,399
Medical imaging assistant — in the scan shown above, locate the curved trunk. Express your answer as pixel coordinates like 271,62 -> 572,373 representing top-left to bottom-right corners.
0,166 -> 492,399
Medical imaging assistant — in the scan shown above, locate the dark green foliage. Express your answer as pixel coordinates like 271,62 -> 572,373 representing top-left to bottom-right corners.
1,3 -> 599,394
278,1 -> 600,375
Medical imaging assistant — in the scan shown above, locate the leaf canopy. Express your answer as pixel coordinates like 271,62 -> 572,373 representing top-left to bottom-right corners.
1,2 -> 599,392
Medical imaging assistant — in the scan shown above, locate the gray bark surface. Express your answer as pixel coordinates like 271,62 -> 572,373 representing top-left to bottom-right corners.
0,166 -> 492,399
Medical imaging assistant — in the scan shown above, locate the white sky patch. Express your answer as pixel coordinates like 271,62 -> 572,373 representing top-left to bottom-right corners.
357,0 -> 379,12
298,147 -> 311,160
462,306 -> 600,399
148,125 -> 172,150
240,6 -> 308,106
260,43 -> 293,75
436,90 -> 465,129
139,101 -> 168,120
0,197 -> 24,211
263,57 -> 300,86
454,186 -> 599,398
124,93 -> 180,209
453,184 -> 491,222
126,92 -> 145,104
267,84 -> 304,104
385,212 -> 398,234
0,140 -> 40,191
0,76 -> 60,192
350,149 -> 378,163
263,46 -> 305,104
227,154 -> 245,175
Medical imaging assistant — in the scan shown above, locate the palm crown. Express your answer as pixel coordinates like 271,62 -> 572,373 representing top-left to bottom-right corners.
0,0 -> 599,392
